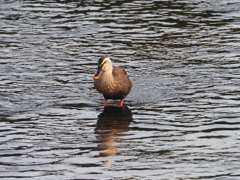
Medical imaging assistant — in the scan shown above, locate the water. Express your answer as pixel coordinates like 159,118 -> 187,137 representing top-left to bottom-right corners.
1,0 -> 240,179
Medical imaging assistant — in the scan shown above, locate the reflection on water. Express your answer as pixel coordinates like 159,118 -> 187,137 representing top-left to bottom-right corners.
1,0 -> 240,179
95,106 -> 132,165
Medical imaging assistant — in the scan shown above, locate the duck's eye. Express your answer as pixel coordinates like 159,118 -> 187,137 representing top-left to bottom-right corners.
100,62 -> 106,68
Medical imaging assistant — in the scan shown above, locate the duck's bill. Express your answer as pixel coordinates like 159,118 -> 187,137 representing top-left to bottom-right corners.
93,68 -> 101,80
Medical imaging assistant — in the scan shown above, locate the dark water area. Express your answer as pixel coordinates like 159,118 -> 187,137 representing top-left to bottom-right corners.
1,0 -> 240,179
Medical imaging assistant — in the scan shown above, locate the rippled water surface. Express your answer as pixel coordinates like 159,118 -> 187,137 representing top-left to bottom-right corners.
1,0 -> 240,179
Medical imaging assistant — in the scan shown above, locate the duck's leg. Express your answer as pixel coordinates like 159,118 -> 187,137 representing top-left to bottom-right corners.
104,99 -> 109,106
108,99 -> 124,108
119,99 -> 124,106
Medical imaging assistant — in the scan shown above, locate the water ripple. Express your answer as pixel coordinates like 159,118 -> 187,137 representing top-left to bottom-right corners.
1,0 -> 240,179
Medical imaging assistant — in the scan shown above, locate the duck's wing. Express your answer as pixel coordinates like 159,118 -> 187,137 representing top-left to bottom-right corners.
112,66 -> 132,93
112,66 -> 128,78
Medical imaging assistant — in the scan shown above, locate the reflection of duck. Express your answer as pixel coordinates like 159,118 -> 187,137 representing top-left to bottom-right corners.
93,56 -> 132,107
95,106 -> 133,161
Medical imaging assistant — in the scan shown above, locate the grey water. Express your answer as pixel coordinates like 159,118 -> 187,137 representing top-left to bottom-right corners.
1,0 -> 240,179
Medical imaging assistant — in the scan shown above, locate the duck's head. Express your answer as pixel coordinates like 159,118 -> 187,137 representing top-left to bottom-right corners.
93,56 -> 112,80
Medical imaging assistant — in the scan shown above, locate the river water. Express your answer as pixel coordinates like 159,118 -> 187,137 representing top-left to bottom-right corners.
1,0 -> 240,179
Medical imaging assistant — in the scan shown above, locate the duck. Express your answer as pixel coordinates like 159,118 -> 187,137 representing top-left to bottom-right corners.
93,56 -> 132,107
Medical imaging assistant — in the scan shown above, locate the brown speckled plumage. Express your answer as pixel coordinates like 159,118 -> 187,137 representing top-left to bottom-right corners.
93,56 -> 132,107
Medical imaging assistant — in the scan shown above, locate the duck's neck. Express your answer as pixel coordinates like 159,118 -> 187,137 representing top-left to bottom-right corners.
103,66 -> 113,76
102,68 -> 115,87
103,68 -> 113,80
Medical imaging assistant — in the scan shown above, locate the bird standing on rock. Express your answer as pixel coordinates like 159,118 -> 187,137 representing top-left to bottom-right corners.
93,56 -> 132,107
